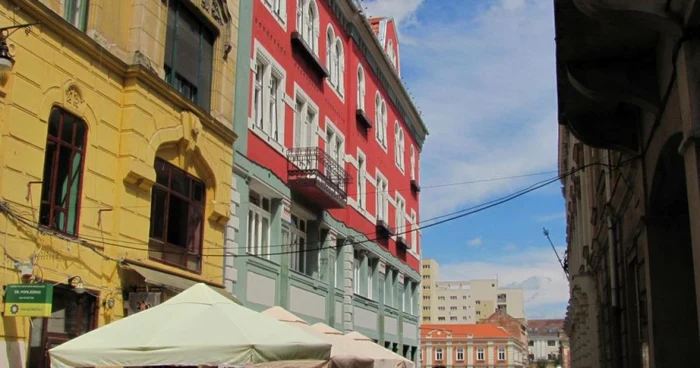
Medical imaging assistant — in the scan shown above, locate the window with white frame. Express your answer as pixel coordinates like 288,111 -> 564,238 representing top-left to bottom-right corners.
296,0 -> 318,53
353,249 -> 361,294
367,258 -> 374,299
498,348 -> 506,361
357,152 -> 366,209
385,269 -> 394,307
290,214 -> 307,273
435,348 -> 443,361
374,93 -> 387,147
410,145 -> 416,180
395,194 -> 406,236
411,211 -> 417,248
294,91 -> 317,149
333,40 -> 344,95
375,172 -> 388,221
394,122 -> 405,170
247,190 -> 272,258
326,26 -> 335,83
477,348 -> 485,361
262,0 -> 286,28
456,348 -> 464,361
325,123 -> 344,166
357,65 -> 366,110
387,39 -> 397,70
251,45 -> 285,145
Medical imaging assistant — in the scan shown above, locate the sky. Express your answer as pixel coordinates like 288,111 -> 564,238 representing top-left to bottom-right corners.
363,0 -> 569,319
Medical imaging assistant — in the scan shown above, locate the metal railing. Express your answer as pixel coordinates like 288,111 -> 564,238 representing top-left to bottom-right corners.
287,147 -> 350,201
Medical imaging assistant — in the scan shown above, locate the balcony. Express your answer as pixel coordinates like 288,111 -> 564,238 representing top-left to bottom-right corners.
287,147 -> 349,209
396,235 -> 411,250
356,109 -> 372,130
376,219 -> 393,239
410,179 -> 421,193
291,31 -> 328,80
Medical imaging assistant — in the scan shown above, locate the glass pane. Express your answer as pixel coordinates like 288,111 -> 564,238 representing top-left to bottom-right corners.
166,195 -> 188,247
154,159 -> 170,186
73,120 -> 86,149
198,27 -> 214,111
247,210 -> 254,253
65,151 -> 83,235
60,113 -> 75,144
186,204 -> 203,254
192,181 -> 204,202
262,217 -> 269,256
164,0 -> 177,69
149,188 -> 167,240
175,6 -> 201,85
170,169 -> 190,197
48,109 -> 60,138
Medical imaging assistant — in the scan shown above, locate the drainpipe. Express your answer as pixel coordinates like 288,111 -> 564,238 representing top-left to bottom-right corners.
604,151 -> 619,308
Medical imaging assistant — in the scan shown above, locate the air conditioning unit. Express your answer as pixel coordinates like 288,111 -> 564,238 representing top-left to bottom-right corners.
127,292 -> 162,315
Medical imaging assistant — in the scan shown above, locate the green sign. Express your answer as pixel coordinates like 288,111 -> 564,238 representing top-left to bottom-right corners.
4,284 -> 53,317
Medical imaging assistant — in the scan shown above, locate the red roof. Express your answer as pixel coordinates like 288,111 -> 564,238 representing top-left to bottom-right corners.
421,324 -> 512,339
528,319 -> 564,332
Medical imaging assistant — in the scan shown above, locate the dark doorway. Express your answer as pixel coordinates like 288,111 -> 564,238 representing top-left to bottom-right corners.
647,134 -> 700,367
27,285 -> 97,368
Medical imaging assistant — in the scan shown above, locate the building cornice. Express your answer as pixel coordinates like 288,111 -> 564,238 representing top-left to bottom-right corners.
15,0 -> 237,145
330,0 -> 429,149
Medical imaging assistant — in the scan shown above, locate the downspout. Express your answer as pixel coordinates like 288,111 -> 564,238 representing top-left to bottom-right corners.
604,150 -> 619,308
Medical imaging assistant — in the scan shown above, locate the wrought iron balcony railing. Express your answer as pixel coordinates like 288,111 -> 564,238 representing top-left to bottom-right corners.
287,147 -> 350,208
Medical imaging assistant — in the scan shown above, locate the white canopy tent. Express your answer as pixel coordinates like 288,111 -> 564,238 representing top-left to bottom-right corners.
49,283 -> 332,368
343,332 -> 415,368
262,307 -> 373,368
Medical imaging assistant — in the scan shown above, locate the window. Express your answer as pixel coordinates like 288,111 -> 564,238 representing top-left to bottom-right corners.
456,348 -> 464,361
463,316 -> 468,320
252,46 -> 285,145
394,122 -> 405,170
476,311 -> 481,316
435,348 -> 443,361
477,348 -> 484,361
385,269 -> 393,307
395,195 -> 406,236
290,214 -> 309,274
325,124 -> 344,167
64,0 -> 89,31
376,173 -> 389,221
450,316 -> 457,321
386,39 -> 397,69
498,304 -> 507,313
333,40 -> 344,95
411,211 -> 417,248
149,158 -> 206,272
438,306 -> 445,311
423,317 -> 430,322
357,153 -> 366,209
262,0 -> 286,27
374,94 -> 387,146
39,108 -> 87,236
547,340 -> 556,347
367,258 -> 374,299
463,306 -> 467,310
296,0 -> 318,53
450,296 -> 457,300
423,296 -> 430,300
438,296 -> 445,301
353,250 -> 361,294
165,0 -> 214,111
423,306 -> 430,311
419,349 -> 423,361
294,92 -> 317,148
498,348 -> 506,361
498,293 -> 507,303
326,27 -> 336,85
438,317 -> 445,321
410,145 -> 416,180
450,306 -> 457,311
528,340 -> 534,346
357,66 -> 366,110
476,300 -> 481,305
247,190 -> 272,259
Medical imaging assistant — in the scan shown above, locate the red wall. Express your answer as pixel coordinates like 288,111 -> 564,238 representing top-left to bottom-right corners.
248,1 -> 421,272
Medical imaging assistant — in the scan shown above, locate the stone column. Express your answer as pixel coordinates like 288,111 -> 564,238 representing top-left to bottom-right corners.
426,345 -> 433,366
467,342 -> 474,366
487,341 -> 494,365
343,242 -> 355,331
446,341 -> 453,366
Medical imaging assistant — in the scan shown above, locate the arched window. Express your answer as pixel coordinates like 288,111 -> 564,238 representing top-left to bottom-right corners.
394,121 -> 400,165
357,66 -> 365,110
326,26 -> 335,85
296,0 -> 303,31
380,100 -> 387,146
398,129 -> 405,169
410,145 -> 416,180
335,40 -> 344,94
387,40 -> 396,69
375,93 -> 381,142
305,2 -> 318,53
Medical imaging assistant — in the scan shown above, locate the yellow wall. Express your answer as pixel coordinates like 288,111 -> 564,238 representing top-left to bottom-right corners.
0,0 -> 239,366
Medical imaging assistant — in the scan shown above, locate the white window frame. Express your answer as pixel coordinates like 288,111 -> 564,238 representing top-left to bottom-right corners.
325,119 -> 345,172
296,0 -> 319,54
357,65 -> 366,111
262,0 -> 287,30
333,39 -> 345,97
353,249 -> 361,294
394,121 -> 405,172
293,84 -> 319,149
387,39 -> 397,69
435,348 -> 443,361
250,41 -> 287,151
374,93 -> 388,150
410,145 -> 416,180
375,170 -> 389,221
290,213 -> 309,274
395,193 -> 406,237
247,190 -> 272,259
411,210 -> 417,249
356,149 -> 367,210
326,25 -> 336,85
477,348 -> 485,361
498,348 -> 506,361
457,348 -> 464,361
367,257 -> 374,300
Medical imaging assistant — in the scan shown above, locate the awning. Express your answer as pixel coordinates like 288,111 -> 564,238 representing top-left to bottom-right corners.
126,263 -> 241,304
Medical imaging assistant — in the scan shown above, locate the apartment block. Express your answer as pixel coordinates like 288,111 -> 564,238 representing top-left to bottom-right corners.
420,259 -> 525,324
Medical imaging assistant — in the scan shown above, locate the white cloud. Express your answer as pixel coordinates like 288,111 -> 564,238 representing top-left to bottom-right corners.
438,247 -> 569,318
364,0 -> 558,218
535,212 -> 566,223
468,237 -> 483,247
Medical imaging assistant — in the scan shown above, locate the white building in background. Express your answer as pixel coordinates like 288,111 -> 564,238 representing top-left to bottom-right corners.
528,319 -> 565,362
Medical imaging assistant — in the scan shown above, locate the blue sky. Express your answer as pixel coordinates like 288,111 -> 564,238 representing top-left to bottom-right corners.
364,0 -> 568,318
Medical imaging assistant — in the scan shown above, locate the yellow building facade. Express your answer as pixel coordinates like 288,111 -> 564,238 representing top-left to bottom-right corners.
0,0 -> 239,366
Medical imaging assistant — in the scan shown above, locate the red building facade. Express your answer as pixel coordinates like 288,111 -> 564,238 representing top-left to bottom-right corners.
227,0 -> 428,359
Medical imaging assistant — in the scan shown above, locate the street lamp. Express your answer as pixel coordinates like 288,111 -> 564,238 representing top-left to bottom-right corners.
0,22 -> 41,72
